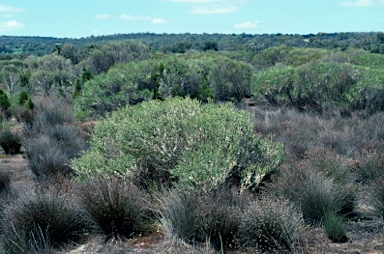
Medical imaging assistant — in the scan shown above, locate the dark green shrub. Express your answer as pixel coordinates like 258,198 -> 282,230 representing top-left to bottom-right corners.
17,91 -> 30,105
72,97 -> 284,192
0,89 -> 10,111
79,178 -> 148,240
0,129 -> 22,155
0,171 -> 10,194
323,211 -> 348,243
24,98 -> 34,110
1,191 -> 90,250
160,187 -> 248,251
239,200 -> 304,253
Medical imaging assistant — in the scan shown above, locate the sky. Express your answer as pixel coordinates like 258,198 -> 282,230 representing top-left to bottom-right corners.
0,0 -> 383,38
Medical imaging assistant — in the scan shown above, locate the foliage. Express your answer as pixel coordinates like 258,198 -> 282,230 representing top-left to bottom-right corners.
252,60 -> 384,113
0,89 -> 11,111
1,190 -> 90,250
16,90 -> 29,105
74,54 -> 253,119
29,54 -> 75,96
85,41 -> 151,75
72,97 -> 284,192
0,129 -> 22,155
239,199 -> 304,253
79,178 -> 148,240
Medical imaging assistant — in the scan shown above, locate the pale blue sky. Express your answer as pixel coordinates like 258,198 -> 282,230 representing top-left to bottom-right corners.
0,0 -> 383,38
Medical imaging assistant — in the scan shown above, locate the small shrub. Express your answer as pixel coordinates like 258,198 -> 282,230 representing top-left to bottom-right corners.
0,89 -> 11,111
79,177 -> 148,240
0,129 -> 22,155
23,97 -> 74,139
17,91 -> 30,105
0,171 -> 11,194
47,125 -> 86,158
323,211 -> 348,243
372,176 -> 384,219
25,98 -> 35,110
239,199 -> 304,253
358,153 -> 384,183
24,136 -> 72,178
1,190 -> 90,250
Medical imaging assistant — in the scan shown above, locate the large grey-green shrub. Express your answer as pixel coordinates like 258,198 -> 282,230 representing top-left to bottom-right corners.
71,97 -> 284,191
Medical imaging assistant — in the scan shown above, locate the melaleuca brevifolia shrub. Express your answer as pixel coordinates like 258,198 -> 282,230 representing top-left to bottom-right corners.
1,190 -> 90,251
0,129 -> 22,155
79,177 -> 148,240
239,199 -> 304,253
71,97 -> 284,191
160,187 -> 249,251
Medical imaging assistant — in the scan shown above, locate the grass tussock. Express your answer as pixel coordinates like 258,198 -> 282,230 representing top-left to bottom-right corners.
1,190 -> 90,252
239,199 -> 304,253
79,177 -> 149,241
159,187 -> 250,252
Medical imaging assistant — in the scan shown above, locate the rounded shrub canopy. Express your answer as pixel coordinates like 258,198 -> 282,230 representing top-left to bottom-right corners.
71,97 -> 284,191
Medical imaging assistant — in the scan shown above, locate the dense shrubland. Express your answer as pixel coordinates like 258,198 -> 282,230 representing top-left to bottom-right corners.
0,33 -> 384,253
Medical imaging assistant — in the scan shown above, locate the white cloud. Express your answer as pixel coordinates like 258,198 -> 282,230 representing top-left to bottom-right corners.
168,0 -> 217,2
0,4 -> 25,13
234,21 -> 260,29
0,20 -> 25,31
168,0 -> 249,14
120,14 -> 151,21
120,14 -> 167,24
339,0 -> 377,6
94,14 -> 112,20
191,5 -> 237,14
151,18 -> 168,24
